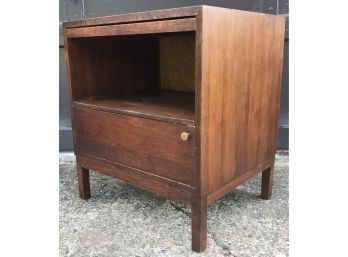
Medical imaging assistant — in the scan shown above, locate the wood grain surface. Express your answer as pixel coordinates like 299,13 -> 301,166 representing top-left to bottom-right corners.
76,164 -> 91,199
197,6 -> 285,196
66,35 -> 159,101
73,91 -> 195,125
159,33 -> 195,92
66,18 -> 196,38
77,154 -> 193,204
63,6 -> 201,28
63,5 -> 285,252
72,107 -> 196,185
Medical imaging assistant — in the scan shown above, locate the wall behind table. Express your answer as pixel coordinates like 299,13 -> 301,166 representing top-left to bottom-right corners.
59,0 -> 289,151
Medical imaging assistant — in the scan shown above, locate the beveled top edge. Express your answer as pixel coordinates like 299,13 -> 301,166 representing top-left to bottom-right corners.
63,5 -> 203,29
62,5 -> 284,29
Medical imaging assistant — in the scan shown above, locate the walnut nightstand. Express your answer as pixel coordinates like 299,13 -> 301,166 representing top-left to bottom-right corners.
63,5 -> 285,252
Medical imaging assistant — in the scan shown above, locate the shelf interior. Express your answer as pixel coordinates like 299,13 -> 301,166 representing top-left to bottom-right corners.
73,91 -> 195,125
68,32 -> 196,125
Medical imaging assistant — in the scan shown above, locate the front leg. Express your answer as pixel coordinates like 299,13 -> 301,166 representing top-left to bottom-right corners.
76,163 -> 91,199
261,163 -> 274,200
191,195 -> 207,252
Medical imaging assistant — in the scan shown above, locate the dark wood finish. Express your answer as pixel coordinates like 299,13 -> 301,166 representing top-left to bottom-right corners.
66,18 -> 196,38
76,164 -> 91,199
66,32 -> 195,101
63,6 -> 201,28
73,91 -> 195,125
191,195 -> 207,252
77,154 -> 193,204
159,33 -> 195,92
197,6 -> 285,196
261,164 -> 275,200
72,107 -> 196,185
63,5 -> 285,252
66,35 -> 159,101
207,159 -> 273,205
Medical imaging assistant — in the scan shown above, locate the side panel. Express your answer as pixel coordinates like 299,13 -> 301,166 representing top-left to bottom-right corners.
199,7 -> 285,193
159,33 -> 196,92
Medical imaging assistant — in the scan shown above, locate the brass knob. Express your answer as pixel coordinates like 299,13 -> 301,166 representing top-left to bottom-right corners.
180,132 -> 190,141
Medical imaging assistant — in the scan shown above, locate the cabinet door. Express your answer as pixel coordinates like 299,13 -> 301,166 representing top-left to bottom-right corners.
72,107 -> 196,186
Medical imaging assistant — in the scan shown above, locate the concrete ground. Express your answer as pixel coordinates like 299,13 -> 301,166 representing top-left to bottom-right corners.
59,152 -> 288,257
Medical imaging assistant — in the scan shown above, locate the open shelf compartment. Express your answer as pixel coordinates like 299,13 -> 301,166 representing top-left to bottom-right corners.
67,31 -> 196,125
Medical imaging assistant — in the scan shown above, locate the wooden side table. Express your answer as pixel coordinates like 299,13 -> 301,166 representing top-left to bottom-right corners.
63,5 -> 285,252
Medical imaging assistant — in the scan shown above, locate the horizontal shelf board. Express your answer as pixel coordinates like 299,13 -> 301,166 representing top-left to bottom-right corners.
66,18 -> 196,38
73,91 -> 195,125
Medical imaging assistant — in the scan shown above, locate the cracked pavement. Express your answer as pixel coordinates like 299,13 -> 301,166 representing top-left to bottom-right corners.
60,152 -> 288,257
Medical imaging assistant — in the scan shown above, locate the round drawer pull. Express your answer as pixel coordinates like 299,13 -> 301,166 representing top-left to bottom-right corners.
180,132 -> 190,141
